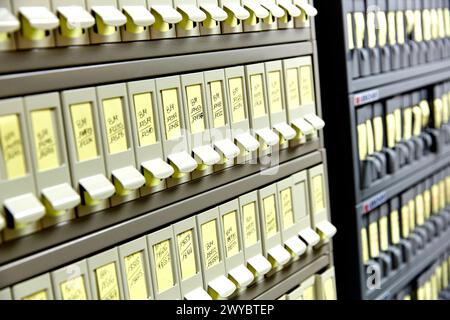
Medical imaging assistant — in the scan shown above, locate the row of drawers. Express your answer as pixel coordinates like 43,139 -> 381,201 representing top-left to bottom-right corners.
0,0 -> 316,50
0,167 -> 336,300
0,56 -> 324,242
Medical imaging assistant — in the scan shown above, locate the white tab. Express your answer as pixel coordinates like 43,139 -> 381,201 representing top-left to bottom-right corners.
242,1 -> 269,19
141,158 -> 174,179
291,117 -> 314,135
294,0 -> 317,17
177,4 -> 207,22
122,6 -> 155,26
277,0 -> 301,17
209,275 -> 236,298
151,5 -> 183,23
255,128 -> 279,146
273,122 -> 296,140
304,113 -> 325,130
41,183 -> 81,211
200,4 -> 228,21
267,244 -> 291,266
57,6 -> 95,29
259,0 -> 285,18
214,139 -> 240,160
0,8 -> 20,32
19,7 -> 59,30
316,220 -> 337,239
112,166 -> 145,190
222,3 -> 249,20
91,6 -> 127,26
284,236 -> 307,256
4,193 -> 45,225
184,287 -> 213,300
168,151 -> 198,173
228,264 -> 254,288
192,145 -> 221,166
79,174 -> 115,200
298,227 -> 320,246
235,132 -> 260,152
247,254 -> 272,276
0,214 -> 5,231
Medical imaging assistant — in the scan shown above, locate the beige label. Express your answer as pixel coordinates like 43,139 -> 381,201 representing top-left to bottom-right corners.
153,240 -> 174,294
388,11 -> 397,45
0,114 -> 27,179
361,227 -> 369,263
396,11 -> 405,44
222,211 -> 240,258
133,93 -> 157,146
176,229 -> 197,281
377,11 -> 388,47
267,71 -> 283,113
390,210 -> 400,245
446,177 -> 450,204
303,285 -> 315,300
347,13 -> 355,49
423,9 -> 432,41
366,120 -> 374,155
386,113 -> 396,148
432,184 -> 439,214
408,199 -> 415,231
424,189 -> 431,219
95,262 -> 120,300
401,205 -> 410,238
263,195 -> 278,237
431,9 -> 439,39
228,77 -> 246,123
70,103 -> 98,162
412,106 -> 422,136
354,12 -> 365,49
286,68 -> 300,110
445,9 -> 450,36
280,187 -> 294,230
438,9 -> 446,38
394,109 -> 402,142
299,66 -> 314,105
242,202 -> 258,248
439,181 -> 446,210
324,278 -> 336,300
416,195 -> 425,225
209,81 -> 226,128
414,10 -> 423,42
161,88 -> 182,140
312,174 -> 325,214
30,109 -> 59,171
369,221 -> 379,258
373,117 -> 384,152
379,216 -> 389,251
367,11 -> 377,48
124,251 -> 148,300
23,290 -> 48,300
434,98 -> 443,129
420,100 -> 430,128
186,84 -> 206,134
60,275 -> 88,300
403,108 -> 412,140
250,74 -> 266,118
201,220 -> 221,269
102,98 -> 128,154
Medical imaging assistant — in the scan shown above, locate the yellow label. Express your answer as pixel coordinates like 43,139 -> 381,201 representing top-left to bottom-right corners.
412,106 -> 422,136
124,251 -> 148,300
432,184 -> 439,214
414,10 -> 423,41
242,202 -> 258,248
286,68 -> 300,110
249,74 -> 266,118
417,286 -> 425,300
312,174 -> 325,215
424,189 -> 431,219
354,12 -> 365,49
347,13 -> 355,49
443,95 -> 449,124
366,120 -> 374,155
396,11 -> 405,44
324,278 -> 336,300
23,290 -> 48,300
361,227 -> 369,263
299,66 -> 314,105
408,199 -> 415,231
434,98 -> 443,129
439,181 -> 446,210
102,98 -> 128,154
263,194 -> 278,237
60,275 -> 87,300
406,10 -> 415,34
70,103 -> 98,162
394,109 -> 402,142
377,11 -> 388,47
390,210 -> 400,244
403,108 -> 412,140
153,240 -> 174,293
201,220 -> 221,269
228,77 -> 246,123
404,294 -> 411,300
386,113 -> 396,148
186,84 -> 206,134
443,261 -> 449,287
446,177 -> 450,204
209,81 -> 226,128
95,262 -> 120,300
280,187 -> 294,230
176,229 -> 197,281
133,93 -> 157,147
445,8 -> 450,36
369,221 -> 379,258
367,11 -> 377,48
267,71 -> 283,113
30,109 -> 59,171
431,9 -> 439,39
401,205 -> 410,238
0,114 -> 27,179
425,281 -> 432,300
420,100 -> 430,128
373,117 -> 384,152
416,195 -> 424,225
303,285 -> 315,300
161,89 -> 182,140
222,211 -> 240,258
438,9 -> 446,38
423,9 -> 432,41
379,216 -> 389,251
388,11 -> 397,45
